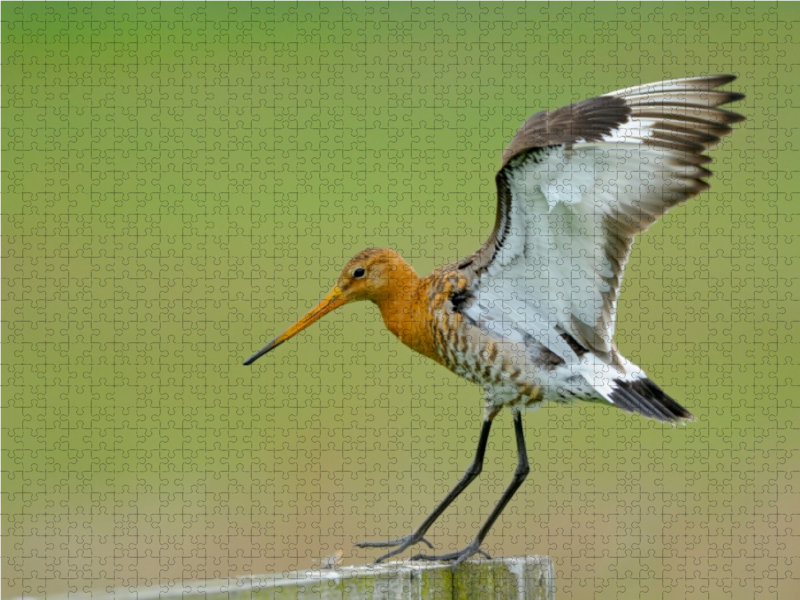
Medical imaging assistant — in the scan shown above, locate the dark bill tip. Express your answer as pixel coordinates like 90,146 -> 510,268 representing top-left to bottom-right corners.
243,337 -> 282,366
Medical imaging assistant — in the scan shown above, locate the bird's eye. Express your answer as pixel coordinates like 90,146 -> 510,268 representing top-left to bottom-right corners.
353,267 -> 366,278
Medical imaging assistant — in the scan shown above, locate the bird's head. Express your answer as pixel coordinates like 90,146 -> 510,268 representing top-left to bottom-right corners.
243,248 -> 412,365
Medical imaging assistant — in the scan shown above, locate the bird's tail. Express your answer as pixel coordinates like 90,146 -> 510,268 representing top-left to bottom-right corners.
583,355 -> 694,424
606,376 -> 694,423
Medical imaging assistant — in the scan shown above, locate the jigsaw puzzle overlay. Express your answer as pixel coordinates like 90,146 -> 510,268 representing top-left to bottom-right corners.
3,3 -> 798,599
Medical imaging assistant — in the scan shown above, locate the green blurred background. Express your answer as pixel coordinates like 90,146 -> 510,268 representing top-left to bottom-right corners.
3,2 -> 798,599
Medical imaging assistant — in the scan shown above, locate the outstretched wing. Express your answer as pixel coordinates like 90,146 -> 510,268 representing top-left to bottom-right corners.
461,75 -> 745,365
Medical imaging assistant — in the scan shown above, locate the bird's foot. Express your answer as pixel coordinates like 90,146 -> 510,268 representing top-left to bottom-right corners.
355,533 -> 435,563
410,540 -> 491,571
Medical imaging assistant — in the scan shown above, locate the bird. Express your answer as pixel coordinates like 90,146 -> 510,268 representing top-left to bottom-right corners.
244,75 -> 745,568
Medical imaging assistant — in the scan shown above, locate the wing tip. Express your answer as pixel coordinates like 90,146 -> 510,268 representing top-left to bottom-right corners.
708,73 -> 738,87
676,73 -> 740,92
725,91 -> 747,103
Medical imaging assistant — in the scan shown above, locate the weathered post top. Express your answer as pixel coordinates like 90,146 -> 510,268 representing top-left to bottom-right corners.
41,556 -> 555,600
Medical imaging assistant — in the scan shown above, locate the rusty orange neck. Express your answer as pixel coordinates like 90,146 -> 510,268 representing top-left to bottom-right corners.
372,262 -> 440,365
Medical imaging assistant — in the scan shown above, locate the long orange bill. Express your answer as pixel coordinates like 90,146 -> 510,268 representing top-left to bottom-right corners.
243,287 -> 346,366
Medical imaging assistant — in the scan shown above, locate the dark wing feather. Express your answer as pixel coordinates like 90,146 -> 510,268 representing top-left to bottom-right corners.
500,94 -> 632,165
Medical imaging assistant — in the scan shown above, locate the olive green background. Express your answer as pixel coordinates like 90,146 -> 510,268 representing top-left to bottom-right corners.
3,3 -> 798,599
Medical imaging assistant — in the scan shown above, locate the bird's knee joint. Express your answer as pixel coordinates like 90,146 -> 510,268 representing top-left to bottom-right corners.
466,462 -> 483,477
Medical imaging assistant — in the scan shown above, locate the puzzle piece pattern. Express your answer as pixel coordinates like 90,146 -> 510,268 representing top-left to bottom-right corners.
3,4 -> 798,599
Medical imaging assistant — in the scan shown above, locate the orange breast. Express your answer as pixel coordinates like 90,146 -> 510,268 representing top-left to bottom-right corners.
375,267 -> 466,370
376,280 -> 438,364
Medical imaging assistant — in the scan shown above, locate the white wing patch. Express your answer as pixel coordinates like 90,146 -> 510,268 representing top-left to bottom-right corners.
486,144 -> 670,356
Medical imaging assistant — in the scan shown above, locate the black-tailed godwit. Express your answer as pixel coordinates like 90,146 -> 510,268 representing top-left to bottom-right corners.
245,75 -> 745,567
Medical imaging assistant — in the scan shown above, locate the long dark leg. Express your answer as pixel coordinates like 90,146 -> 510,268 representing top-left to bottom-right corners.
355,417 -> 494,563
411,411 -> 530,569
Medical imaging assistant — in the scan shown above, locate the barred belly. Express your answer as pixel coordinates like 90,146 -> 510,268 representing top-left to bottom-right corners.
434,307 -> 607,411
433,312 -> 547,409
